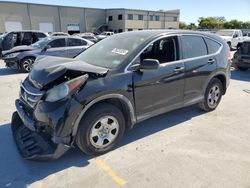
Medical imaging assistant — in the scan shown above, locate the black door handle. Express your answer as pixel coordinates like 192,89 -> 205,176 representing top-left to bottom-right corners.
208,59 -> 215,64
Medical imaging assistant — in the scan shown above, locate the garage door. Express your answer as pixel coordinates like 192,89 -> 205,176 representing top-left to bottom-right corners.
39,22 -> 53,33
67,23 -> 80,35
4,21 -> 22,32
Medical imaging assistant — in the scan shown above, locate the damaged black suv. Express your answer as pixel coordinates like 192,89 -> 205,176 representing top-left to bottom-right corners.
11,30 -> 231,160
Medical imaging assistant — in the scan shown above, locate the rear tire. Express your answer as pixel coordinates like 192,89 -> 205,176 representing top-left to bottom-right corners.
20,57 -> 35,73
76,103 -> 125,156
199,78 -> 223,112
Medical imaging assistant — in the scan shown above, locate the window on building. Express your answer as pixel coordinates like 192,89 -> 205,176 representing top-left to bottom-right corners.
118,29 -> 123,33
128,14 -> 133,20
128,29 -> 133,31
173,17 -> 178,22
138,29 -> 143,30
155,16 -> 160,21
138,14 -> 144,20
150,15 -> 154,21
118,14 -> 123,20
108,16 -> 113,21
181,35 -> 207,59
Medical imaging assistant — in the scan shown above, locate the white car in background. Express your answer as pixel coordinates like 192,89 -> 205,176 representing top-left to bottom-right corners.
216,29 -> 244,49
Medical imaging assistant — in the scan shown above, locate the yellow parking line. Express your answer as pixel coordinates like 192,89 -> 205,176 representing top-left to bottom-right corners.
94,158 -> 126,186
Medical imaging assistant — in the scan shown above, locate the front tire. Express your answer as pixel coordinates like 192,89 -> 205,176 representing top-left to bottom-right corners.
76,103 -> 125,156
199,78 -> 223,112
20,57 -> 35,73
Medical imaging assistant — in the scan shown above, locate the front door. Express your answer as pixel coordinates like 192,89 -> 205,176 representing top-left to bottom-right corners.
132,36 -> 185,121
43,38 -> 67,58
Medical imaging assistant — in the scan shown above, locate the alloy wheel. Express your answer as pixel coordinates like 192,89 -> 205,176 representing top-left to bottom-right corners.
23,58 -> 34,72
207,85 -> 220,108
90,116 -> 119,149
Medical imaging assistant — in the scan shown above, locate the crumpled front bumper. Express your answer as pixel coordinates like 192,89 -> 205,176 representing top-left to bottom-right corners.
11,100 -> 70,160
3,56 -> 19,68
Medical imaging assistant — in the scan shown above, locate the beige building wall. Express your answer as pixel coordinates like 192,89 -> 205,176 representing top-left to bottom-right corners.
0,2 -> 180,33
29,4 -> 61,32
125,9 -> 180,31
85,9 -> 106,32
59,7 -> 85,32
0,2 -> 31,32
106,9 -> 125,32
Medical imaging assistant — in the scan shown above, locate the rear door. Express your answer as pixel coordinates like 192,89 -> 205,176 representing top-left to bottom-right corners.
43,38 -> 67,57
133,36 -> 185,120
66,38 -> 87,58
180,35 -> 219,105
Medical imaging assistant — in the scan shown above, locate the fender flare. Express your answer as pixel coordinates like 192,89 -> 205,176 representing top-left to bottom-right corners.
72,94 -> 136,136
202,71 -> 228,95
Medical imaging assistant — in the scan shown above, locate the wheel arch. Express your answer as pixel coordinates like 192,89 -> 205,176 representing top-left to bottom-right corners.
72,94 -> 136,136
204,72 -> 227,95
20,55 -> 36,63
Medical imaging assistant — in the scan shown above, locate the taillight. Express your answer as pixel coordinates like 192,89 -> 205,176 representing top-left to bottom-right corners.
228,50 -> 231,61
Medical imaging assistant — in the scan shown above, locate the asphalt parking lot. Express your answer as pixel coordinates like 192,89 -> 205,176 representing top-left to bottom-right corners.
0,59 -> 249,188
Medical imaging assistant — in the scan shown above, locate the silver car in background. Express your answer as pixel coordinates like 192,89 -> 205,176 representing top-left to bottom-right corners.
2,36 -> 94,72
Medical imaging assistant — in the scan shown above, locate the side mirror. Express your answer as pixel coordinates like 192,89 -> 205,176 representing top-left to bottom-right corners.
43,45 -> 51,51
140,59 -> 160,70
233,34 -> 238,38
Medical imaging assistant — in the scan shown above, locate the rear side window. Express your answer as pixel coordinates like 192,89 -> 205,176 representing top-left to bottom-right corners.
35,32 -> 47,40
181,35 -> 207,59
204,38 -> 221,54
49,39 -> 66,48
22,32 -> 33,45
68,38 -> 86,46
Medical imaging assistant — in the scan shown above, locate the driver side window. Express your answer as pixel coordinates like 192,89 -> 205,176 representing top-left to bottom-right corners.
140,36 -> 179,64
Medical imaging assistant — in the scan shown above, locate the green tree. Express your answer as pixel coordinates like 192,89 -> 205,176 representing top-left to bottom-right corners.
198,17 -> 221,29
187,23 -> 197,30
179,21 -> 188,29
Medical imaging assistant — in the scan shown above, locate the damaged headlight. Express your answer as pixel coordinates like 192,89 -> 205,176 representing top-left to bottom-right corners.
5,52 -> 20,58
45,74 -> 88,102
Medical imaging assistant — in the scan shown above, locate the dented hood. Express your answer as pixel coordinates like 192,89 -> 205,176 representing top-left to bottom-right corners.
2,45 -> 36,56
29,56 -> 108,88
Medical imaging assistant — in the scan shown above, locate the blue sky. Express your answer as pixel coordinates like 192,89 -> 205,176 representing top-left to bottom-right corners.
1,0 -> 250,24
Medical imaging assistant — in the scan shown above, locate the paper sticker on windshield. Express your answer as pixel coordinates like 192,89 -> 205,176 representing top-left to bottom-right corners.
111,48 -> 128,55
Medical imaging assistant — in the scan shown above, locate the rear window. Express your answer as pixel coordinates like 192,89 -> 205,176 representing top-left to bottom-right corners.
240,42 -> 250,54
68,38 -> 86,46
181,35 -> 207,59
204,38 -> 221,54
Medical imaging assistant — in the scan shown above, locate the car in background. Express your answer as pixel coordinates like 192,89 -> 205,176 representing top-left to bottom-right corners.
50,32 -> 70,36
96,31 -> 114,41
77,34 -> 98,43
2,36 -> 94,72
216,29 -> 244,49
11,30 -> 230,160
233,40 -> 250,71
0,31 -> 48,57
